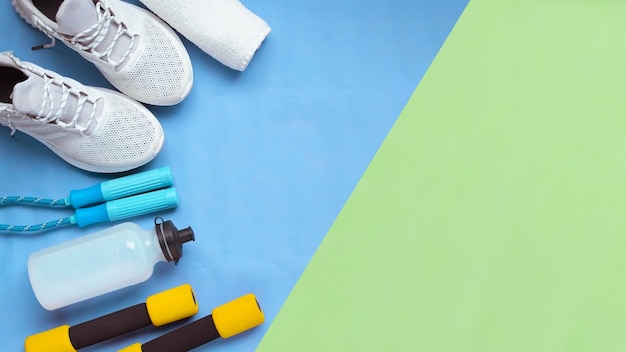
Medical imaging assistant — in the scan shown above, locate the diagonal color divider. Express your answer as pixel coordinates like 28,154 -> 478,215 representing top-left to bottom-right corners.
257,1 -> 626,350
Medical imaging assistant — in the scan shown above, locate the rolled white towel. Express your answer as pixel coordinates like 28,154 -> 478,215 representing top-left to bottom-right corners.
138,0 -> 271,71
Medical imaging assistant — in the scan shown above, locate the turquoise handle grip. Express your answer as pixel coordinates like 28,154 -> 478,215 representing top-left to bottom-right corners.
107,188 -> 178,222
68,167 -> 174,208
102,167 -> 173,202
72,188 -> 179,227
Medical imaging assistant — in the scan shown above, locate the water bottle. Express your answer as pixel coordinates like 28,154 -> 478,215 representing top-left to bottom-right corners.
28,218 -> 195,310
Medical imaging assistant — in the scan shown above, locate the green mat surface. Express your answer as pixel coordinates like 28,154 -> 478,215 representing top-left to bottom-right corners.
258,0 -> 626,350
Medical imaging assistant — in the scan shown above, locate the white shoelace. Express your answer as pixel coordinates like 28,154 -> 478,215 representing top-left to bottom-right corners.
0,105 -> 18,136
32,1 -> 136,69
70,2 -> 136,67
37,74 -> 98,134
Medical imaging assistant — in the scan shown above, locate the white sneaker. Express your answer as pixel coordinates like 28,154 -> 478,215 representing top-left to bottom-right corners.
0,52 -> 164,173
13,0 -> 193,106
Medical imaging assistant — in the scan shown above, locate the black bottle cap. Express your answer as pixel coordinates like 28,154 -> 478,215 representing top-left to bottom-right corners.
155,217 -> 195,264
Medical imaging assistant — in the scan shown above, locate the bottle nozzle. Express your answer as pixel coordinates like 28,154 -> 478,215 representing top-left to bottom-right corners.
155,218 -> 195,265
179,227 -> 195,244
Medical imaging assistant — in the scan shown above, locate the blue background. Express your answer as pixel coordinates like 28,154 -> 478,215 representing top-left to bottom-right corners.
0,0 -> 467,350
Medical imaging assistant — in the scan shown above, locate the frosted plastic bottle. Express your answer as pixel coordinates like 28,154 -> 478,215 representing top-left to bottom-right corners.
28,218 -> 194,311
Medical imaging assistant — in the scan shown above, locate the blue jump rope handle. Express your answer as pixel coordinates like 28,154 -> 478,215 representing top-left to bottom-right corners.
68,167 -> 174,209
72,188 -> 179,228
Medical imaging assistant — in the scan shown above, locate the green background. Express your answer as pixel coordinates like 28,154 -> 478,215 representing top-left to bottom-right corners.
258,0 -> 626,350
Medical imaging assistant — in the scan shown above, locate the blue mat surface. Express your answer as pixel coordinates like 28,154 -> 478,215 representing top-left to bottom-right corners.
0,0 -> 467,350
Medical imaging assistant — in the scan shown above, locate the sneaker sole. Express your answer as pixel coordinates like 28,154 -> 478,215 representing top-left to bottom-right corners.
12,0 -> 37,31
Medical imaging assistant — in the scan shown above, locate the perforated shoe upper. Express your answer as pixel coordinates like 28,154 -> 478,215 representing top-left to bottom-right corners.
13,0 -> 193,106
0,52 -> 164,173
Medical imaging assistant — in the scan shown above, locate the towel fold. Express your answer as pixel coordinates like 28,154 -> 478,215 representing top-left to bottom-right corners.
138,0 -> 270,71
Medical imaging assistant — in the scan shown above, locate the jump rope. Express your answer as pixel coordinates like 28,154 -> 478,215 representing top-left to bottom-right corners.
0,166 -> 178,232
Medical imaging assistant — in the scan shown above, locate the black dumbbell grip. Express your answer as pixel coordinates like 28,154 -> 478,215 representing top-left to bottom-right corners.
69,303 -> 151,349
140,315 -> 220,352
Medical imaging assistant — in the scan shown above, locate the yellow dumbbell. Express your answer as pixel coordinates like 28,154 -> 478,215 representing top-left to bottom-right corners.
25,284 -> 198,352
120,293 -> 264,352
